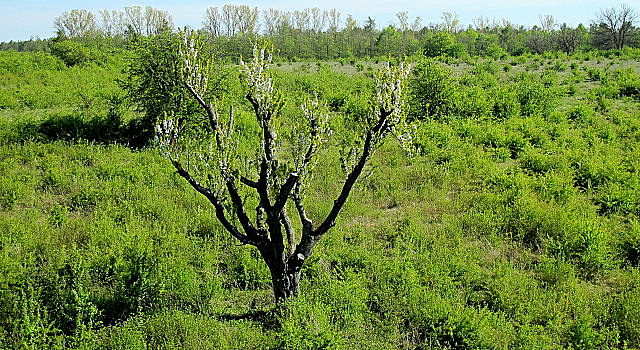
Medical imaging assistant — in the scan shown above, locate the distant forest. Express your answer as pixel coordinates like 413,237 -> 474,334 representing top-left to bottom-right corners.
2,4 -> 639,60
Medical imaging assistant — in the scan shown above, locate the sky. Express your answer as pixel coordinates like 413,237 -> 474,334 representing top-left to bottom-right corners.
1,0 -> 640,42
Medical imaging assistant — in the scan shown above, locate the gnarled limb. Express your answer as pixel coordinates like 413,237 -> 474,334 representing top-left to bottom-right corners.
171,159 -> 257,246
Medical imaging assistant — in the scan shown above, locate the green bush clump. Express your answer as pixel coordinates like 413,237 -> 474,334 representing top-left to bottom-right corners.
567,104 -> 595,123
520,149 -> 558,174
0,178 -> 22,210
533,171 -> 576,204
50,40 -> 106,67
565,83 -> 577,96
613,68 -> 640,98
612,283 -> 640,348
0,50 -> 64,73
458,85 -> 492,119
122,31 -> 207,147
486,43 -> 507,59
491,86 -> 521,120
618,222 -> 640,266
408,58 -> 460,120
571,155 -> 623,190
586,67 -> 608,82
422,31 -> 466,58
595,182 -> 638,215
547,220 -> 614,277
514,73 -> 559,118
472,60 -> 502,75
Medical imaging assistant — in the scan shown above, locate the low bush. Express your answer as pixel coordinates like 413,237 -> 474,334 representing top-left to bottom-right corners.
50,40 -> 105,67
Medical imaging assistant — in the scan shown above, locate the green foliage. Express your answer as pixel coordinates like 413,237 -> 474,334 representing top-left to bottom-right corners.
491,85 -> 521,120
50,40 -> 105,67
619,222 -> 640,266
485,43 -> 508,59
514,73 -> 560,117
612,68 -> 640,98
0,50 -> 122,111
375,26 -> 404,57
2,47 -> 640,348
612,282 -> 640,348
422,31 -> 466,58
122,31 -> 205,147
0,50 -> 64,73
407,57 -> 562,122
408,58 -> 460,120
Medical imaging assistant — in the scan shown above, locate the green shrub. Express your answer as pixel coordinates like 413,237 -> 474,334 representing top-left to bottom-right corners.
612,285 -> 640,347
567,104 -> 595,123
514,73 -> 559,117
595,182 -> 638,215
585,67 -> 608,83
520,149 -> 557,174
458,85 -> 492,119
486,43 -> 507,59
618,222 -> 640,267
122,31 -> 205,147
505,195 -> 565,248
408,58 -> 460,120
422,32 -> 466,58
0,89 -> 21,109
50,40 -> 104,67
491,86 -> 521,120
571,156 -> 623,190
613,68 -> 640,98
533,171 -> 576,204
565,83 -> 577,96
506,132 -> 529,159
473,60 -> 502,75
0,50 -> 64,73
0,178 -> 21,210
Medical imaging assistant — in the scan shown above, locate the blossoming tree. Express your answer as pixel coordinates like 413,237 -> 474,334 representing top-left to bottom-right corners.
156,30 -> 411,303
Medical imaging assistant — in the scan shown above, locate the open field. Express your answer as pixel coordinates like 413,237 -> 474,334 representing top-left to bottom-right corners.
1,47 -> 640,349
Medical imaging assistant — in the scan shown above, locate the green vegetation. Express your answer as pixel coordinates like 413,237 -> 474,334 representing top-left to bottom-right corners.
1,30 -> 640,349
4,4 -> 640,62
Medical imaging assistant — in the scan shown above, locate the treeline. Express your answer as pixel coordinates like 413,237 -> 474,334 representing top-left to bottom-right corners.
2,4 -> 639,60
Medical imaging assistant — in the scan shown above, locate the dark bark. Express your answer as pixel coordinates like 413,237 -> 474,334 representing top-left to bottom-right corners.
257,238 -> 304,303
269,261 -> 302,302
272,271 -> 301,302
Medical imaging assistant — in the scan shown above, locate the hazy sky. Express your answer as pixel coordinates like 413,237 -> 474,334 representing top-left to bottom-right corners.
2,0 -> 639,42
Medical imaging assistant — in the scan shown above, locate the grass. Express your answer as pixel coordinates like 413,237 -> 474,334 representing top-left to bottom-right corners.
1,49 -> 640,349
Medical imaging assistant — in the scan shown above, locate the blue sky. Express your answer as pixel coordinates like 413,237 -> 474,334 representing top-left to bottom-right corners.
1,0 -> 639,42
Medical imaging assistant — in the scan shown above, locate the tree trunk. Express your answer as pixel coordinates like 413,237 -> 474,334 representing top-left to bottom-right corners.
269,264 -> 301,303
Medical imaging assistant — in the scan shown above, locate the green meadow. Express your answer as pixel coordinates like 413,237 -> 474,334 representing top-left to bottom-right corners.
1,44 -> 640,349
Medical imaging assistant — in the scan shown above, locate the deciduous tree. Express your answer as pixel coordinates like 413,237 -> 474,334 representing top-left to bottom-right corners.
54,9 -> 98,39
556,23 -> 588,53
154,31 -> 410,303
592,4 -> 638,49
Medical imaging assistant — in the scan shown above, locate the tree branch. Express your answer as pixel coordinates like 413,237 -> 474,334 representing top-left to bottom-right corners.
273,172 -> 299,215
225,176 -> 258,237
257,160 -> 272,210
292,185 -> 313,235
183,76 -> 259,242
280,209 -> 296,257
171,160 -> 255,245
184,82 -> 218,130
290,131 -> 376,262
314,107 -> 393,237
240,176 -> 259,188
247,93 -> 277,213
